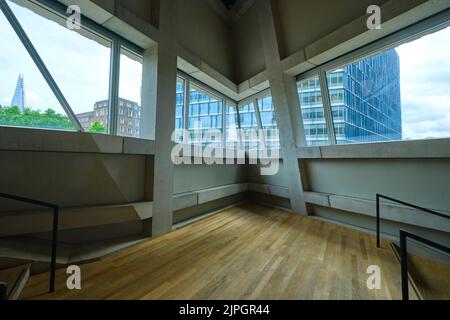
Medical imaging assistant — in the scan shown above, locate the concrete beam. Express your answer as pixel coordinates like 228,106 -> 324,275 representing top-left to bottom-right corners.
256,0 -> 308,215
297,138 -> 450,159
151,0 -> 178,237
0,126 -> 155,155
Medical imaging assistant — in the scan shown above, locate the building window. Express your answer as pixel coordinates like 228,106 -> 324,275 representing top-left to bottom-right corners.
188,84 -> 223,147
297,75 -> 330,146
327,27 -> 450,144
225,103 -> 241,149
257,95 -> 279,150
239,102 -> 259,151
174,78 -> 185,143
0,0 -> 145,137
4,1 -> 111,135
118,48 -> 143,138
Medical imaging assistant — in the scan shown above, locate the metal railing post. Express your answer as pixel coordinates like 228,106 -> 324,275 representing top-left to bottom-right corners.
399,230 -> 409,300
0,192 -> 59,294
0,282 -> 7,300
376,194 -> 449,249
50,206 -> 59,293
376,194 -> 380,248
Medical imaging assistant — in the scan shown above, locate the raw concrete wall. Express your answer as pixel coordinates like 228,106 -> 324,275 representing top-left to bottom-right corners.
301,158 -> 450,247
173,163 -> 248,222
176,0 -> 235,81
174,163 -> 247,194
303,159 -> 450,212
231,4 -> 265,83
273,0 -> 388,58
0,151 -> 147,210
87,0 -> 235,81
246,162 -> 289,188
246,162 -> 291,210
231,0 -> 435,83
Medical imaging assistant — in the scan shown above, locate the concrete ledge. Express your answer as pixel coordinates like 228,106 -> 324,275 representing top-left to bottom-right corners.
237,70 -> 270,101
174,183 -> 249,210
0,126 -> 155,156
197,183 -> 248,204
297,138 -> 450,159
304,191 -> 450,233
173,192 -> 198,211
248,183 -> 289,199
303,192 -> 330,207
0,235 -> 148,265
0,202 -> 153,237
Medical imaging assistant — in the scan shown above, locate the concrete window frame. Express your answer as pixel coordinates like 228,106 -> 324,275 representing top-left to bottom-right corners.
0,0 -> 144,135
294,9 -> 450,147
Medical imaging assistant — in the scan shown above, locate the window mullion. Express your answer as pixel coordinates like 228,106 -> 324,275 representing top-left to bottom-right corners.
253,97 -> 267,149
108,39 -> 121,136
183,77 -> 190,134
319,69 -> 337,145
221,99 -> 226,149
235,103 -> 244,150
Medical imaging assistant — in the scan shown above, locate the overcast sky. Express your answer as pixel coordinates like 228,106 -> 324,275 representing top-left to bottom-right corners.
0,1 -> 449,140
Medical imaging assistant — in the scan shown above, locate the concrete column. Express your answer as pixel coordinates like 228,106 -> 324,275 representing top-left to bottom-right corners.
256,0 -> 309,215
152,0 -> 178,236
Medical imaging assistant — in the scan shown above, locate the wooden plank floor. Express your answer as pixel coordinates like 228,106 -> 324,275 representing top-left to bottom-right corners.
408,254 -> 450,300
22,204 -> 404,300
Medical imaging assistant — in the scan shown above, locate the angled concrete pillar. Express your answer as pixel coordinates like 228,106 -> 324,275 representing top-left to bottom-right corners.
256,0 -> 309,215
152,0 -> 178,236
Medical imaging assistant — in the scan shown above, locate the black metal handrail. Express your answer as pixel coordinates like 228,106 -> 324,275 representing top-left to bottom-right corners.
399,230 -> 450,300
0,192 -> 59,294
376,194 -> 450,248
0,282 -> 7,300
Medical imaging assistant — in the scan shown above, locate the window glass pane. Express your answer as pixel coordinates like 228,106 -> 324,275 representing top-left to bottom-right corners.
174,77 -> 185,143
225,103 -> 241,149
297,75 -> 330,146
327,26 -> 450,144
0,5 -> 74,131
118,48 -> 143,138
239,102 -> 259,151
257,95 -> 280,150
9,1 -> 111,134
188,84 -> 223,147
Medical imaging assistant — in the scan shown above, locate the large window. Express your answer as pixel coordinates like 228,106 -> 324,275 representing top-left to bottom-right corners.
297,76 -> 330,146
174,74 -> 238,149
174,78 -> 185,142
297,24 -> 450,146
8,0 -> 112,134
118,48 -> 143,138
326,50 -> 402,144
239,101 -> 259,151
225,103 -> 241,149
236,92 -> 281,151
0,0 -> 144,137
257,95 -> 280,150
0,2 -> 75,131
188,84 -> 223,147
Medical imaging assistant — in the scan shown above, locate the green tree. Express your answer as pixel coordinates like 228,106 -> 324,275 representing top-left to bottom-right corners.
0,105 -> 75,130
88,120 -> 107,133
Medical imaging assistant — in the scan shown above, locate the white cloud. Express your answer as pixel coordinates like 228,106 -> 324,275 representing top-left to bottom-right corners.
396,26 -> 450,140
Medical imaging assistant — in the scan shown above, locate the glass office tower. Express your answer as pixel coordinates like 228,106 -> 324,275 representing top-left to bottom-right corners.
299,49 -> 402,145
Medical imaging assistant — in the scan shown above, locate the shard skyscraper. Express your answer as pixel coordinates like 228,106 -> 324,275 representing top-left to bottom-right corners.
11,74 -> 25,111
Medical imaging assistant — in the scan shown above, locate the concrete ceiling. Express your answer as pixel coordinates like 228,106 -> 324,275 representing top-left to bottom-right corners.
205,0 -> 257,25
221,0 -> 238,10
